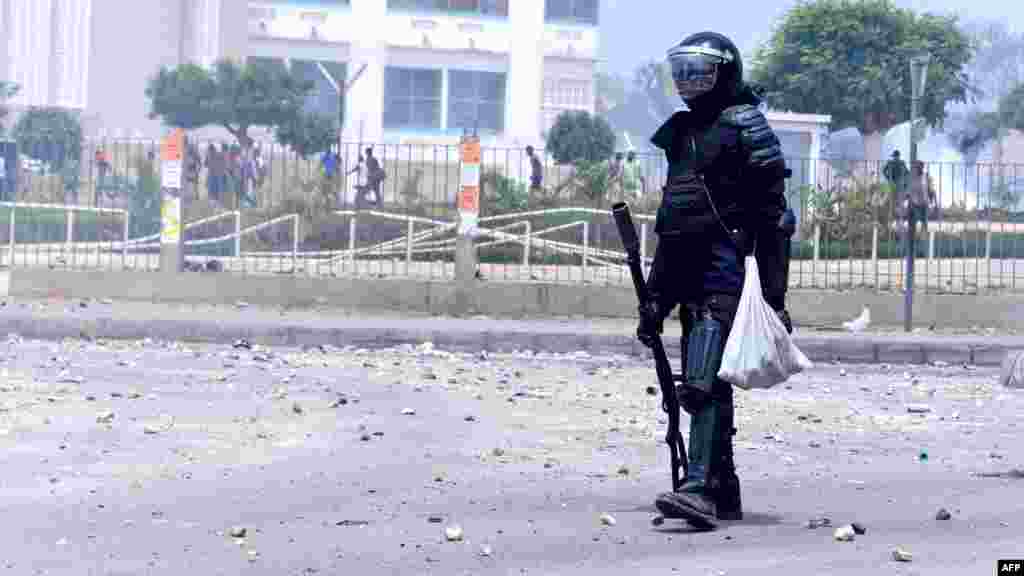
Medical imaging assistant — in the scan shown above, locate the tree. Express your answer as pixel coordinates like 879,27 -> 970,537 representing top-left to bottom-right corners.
544,110 -> 615,165
998,83 -> 1024,131
0,81 -> 18,136
145,58 -> 336,156
12,107 -> 83,172
750,0 -> 974,159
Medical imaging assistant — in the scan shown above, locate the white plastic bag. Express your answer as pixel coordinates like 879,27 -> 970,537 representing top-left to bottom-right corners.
718,255 -> 813,390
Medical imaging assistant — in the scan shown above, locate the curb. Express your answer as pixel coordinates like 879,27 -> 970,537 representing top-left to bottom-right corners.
0,312 -> 1016,367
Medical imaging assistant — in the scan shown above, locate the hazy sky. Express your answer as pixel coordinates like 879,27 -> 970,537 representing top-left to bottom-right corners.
598,0 -> 1024,77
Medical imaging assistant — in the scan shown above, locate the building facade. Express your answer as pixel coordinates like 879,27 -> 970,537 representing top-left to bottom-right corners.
249,0 -> 599,148
0,0 -> 246,138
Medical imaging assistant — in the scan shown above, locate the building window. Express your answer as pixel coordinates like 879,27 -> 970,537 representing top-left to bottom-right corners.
540,76 -> 592,133
387,0 -> 508,18
383,67 -> 443,130
448,70 -> 506,134
544,0 -> 598,25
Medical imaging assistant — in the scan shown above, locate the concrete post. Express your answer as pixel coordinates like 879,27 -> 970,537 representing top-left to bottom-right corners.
406,219 -> 414,275
159,129 -> 186,274
7,207 -> 15,266
872,225 -> 879,291
65,210 -> 74,265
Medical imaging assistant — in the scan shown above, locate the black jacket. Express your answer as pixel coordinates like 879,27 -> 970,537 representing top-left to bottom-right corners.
646,84 -> 789,309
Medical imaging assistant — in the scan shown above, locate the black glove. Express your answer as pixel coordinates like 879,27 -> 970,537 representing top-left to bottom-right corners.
636,301 -> 665,348
776,308 -> 793,334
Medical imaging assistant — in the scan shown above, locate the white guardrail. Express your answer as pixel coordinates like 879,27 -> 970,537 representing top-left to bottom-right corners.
2,202 -> 1020,292
0,202 -> 651,274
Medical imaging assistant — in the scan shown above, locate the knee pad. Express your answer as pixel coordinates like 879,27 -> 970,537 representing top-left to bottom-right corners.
684,314 -> 726,396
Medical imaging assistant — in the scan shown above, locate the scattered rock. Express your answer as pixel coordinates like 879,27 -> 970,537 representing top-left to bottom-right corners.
427,515 -> 444,524
617,465 -> 630,476
807,517 -> 832,529
96,411 -> 115,424
892,547 -> 913,562
335,520 -> 370,527
328,396 -> 348,408
492,447 -> 505,457
935,508 -> 952,521
291,402 -> 303,415
851,522 -> 867,535
599,513 -> 616,526
401,408 -> 416,416
839,369 -> 847,377
143,415 -> 174,435
229,526 -> 247,538
479,544 -> 493,557
444,525 -> 464,542
833,525 -> 856,541
906,404 -> 932,414
464,415 -> 476,422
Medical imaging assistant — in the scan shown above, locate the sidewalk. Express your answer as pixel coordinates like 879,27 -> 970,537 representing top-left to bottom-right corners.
1,297 -> 1020,366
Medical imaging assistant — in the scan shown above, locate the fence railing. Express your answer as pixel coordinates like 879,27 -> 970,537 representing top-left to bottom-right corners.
3,138 -> 1024,294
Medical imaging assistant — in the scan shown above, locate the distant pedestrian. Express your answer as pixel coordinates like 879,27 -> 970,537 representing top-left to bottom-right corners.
526,145 -> 543,192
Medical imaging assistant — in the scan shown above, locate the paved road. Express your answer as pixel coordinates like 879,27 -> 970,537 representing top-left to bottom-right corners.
1,337 -> 1021,575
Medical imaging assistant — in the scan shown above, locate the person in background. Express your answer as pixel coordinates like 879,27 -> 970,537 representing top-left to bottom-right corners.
363,147 -> 384,207
907,160 -> 936,236
883,149 -> 909,199
622,150 -> 647,200
205,144 -> 225,205
606,152 -> 625,203
348,152 -> 366,208
526,145 -> 543,193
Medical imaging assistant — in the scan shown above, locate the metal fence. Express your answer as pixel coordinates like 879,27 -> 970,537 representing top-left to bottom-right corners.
3,137 -> 1024,294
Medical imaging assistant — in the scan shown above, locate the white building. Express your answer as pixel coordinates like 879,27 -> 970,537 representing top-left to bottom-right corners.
249,0 -> 599,148
0,0 -> 247,138
1,0 -> 597,148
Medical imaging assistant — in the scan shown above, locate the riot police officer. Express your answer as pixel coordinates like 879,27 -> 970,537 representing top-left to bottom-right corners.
636,31 -> 795,530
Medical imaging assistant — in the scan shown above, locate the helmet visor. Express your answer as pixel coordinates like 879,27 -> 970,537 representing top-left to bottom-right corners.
669,53 -> 719,100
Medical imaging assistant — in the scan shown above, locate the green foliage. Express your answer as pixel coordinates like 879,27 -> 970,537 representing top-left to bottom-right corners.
996,83 -> 1024,132
482,170 -> 528,214
544,110 -> 616,166
12,107 -> 83,175
274,113 -> 339,160
570,161 -> 612,205
751,0 -> 974,134
145,58 -> 332,157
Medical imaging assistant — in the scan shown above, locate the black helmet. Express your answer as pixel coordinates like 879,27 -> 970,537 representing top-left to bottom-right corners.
666,32 -> 743,105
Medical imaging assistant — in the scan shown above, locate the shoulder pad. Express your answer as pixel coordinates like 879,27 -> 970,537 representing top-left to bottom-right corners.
721,105 -> 785,175
719,104 -> 765,128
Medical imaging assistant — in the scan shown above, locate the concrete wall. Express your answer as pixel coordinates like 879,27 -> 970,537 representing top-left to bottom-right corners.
7,267 -> 1024,330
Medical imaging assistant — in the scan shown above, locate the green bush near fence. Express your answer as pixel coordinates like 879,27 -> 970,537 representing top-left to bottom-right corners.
792,232 -> 1024,260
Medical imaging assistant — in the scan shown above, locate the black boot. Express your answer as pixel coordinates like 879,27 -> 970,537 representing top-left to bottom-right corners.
655,401 -> 719,530
713,390 -> 742,520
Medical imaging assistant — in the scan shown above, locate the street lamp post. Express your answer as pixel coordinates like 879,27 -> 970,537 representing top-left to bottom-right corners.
905,53 -> 931,333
